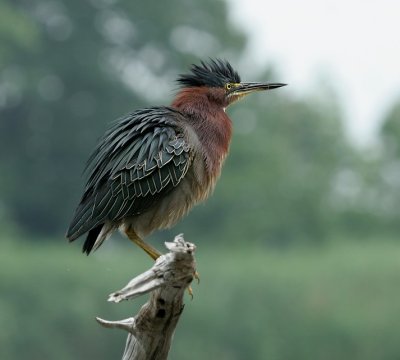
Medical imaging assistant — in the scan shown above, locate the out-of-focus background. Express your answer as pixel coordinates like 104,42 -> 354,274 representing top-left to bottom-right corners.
1,0 -> 400,359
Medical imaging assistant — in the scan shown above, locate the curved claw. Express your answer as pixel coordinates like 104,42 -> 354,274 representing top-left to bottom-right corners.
194,271 -> 200,284
187,286 -> 194,300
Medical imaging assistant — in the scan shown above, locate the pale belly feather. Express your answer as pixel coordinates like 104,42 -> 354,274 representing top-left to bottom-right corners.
124,153 -> 223,239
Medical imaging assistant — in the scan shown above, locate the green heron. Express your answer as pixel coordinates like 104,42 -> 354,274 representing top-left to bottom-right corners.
66,59 -> 285,258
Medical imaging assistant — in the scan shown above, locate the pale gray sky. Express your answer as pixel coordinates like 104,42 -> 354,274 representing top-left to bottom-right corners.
228,0 -> 400,146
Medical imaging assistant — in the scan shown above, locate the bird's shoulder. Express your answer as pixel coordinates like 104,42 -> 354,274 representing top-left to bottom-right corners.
111,106 -> 185,130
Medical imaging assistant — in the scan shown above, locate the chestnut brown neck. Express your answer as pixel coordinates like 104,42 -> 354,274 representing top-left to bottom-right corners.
171,87 -> 232,174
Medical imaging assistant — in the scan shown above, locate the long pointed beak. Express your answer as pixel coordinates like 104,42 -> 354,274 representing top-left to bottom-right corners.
231,82 -> 287,96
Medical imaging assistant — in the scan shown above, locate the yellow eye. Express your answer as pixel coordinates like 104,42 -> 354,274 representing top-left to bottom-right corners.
226,83 -> 232,90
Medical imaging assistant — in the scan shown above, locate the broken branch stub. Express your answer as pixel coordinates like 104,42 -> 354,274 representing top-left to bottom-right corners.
96,234 -> 197,360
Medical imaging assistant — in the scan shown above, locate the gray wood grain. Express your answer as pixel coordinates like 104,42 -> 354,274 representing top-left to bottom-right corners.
97,235 -> 196,360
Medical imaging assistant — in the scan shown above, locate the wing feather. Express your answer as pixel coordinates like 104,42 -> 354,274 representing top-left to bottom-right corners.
66,106 -> 192,241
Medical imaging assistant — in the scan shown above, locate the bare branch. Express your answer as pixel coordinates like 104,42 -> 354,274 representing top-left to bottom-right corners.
97,234 -> 196,360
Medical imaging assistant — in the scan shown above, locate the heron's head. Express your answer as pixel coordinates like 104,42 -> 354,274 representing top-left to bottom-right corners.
177,58 -> 286,108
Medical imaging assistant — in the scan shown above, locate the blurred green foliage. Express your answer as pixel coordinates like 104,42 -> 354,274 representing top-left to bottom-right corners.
2,236 -> 400,360
1,0 -> 400,358
1,0 -> 399,245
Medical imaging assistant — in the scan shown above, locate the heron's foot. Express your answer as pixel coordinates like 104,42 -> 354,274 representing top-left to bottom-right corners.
194,271 -> 200,284
186,271 -> 199,299
187,286 -> 194,299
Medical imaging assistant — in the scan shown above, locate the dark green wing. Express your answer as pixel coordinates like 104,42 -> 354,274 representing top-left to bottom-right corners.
66,106 -> 192,241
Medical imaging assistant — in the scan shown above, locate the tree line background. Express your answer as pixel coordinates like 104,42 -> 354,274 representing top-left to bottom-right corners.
1,0 -> 400,359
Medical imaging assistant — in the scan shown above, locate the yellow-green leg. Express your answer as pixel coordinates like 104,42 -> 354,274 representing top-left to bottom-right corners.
125,227 -> 161,260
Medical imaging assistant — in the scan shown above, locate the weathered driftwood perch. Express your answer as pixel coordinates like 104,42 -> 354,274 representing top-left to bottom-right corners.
96,234 -> 196,360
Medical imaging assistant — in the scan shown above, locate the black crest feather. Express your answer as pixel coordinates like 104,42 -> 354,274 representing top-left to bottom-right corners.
177,58 -> 241,88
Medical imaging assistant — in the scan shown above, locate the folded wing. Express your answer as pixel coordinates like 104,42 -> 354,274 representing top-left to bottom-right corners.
66,107 -> 192,243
